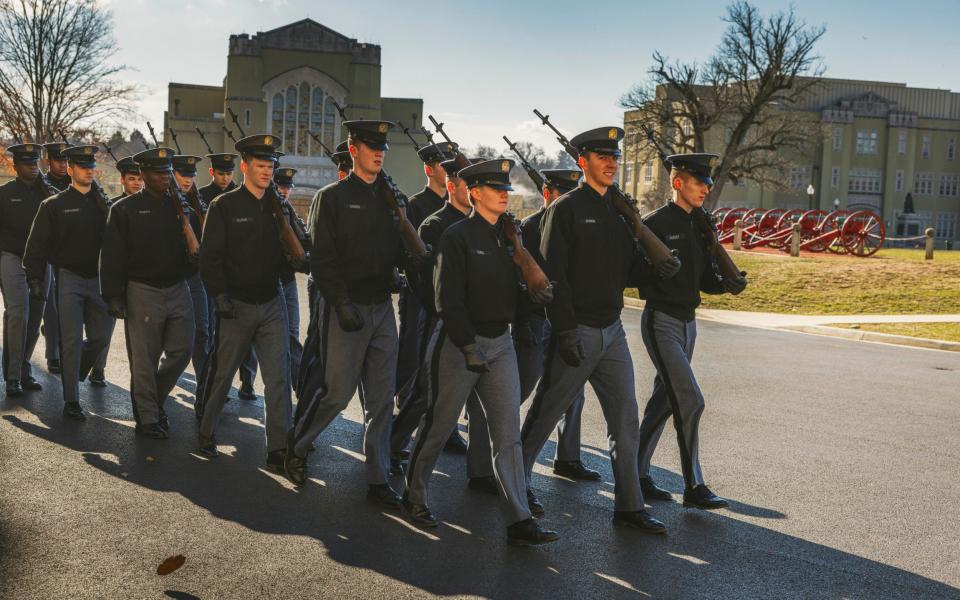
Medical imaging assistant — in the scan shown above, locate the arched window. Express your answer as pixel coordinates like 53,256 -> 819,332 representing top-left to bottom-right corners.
271,93 -> 283,137
297,82 -> 310,156
284,85 -> 297,155
310,88 -> 324,156
323,97 -> 336,149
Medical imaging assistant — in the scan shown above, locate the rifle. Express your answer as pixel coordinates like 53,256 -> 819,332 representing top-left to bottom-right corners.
306,130 -> 335,157
222,126 -> 238,145
167,127 -> 182,154
638,122 -> 745,288
195,128 -> 214,154
503,136 -> 546,192
227,108 -> 307,268
533,109 -> 680,278
168,127 -> 206,225
147,122 -> 201,258
59,128 -> 110,215
330,101 -> 427,258
396,121 -> 423,151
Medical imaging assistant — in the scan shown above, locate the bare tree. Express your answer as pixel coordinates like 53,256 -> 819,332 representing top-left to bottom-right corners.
0,0 -> 139,143
620,1 -> 826,209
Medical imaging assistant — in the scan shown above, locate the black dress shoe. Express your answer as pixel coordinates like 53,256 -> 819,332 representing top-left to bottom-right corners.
62,402 -> 86,421
238,383 -> 257,400
526,489 -> 545,517
21,377 -> 42,391
507,518 -> 560,546
683,484 -> 729,510
284,449 -> 307,485
367,484 -> 402,508
553,460 -> 602,481
402,499 -> 438,528
266,450 -> 285,473
443,430 -> 468,454
198,434 -> 218,457
640,476 -> 674,501
158,411 -> 170,432
47,359 -> 61,374
468,476 -> 500,496
389,454 -> 406,477
135,423 -> 169,439
5,380 -> 23,397
613,510 -> 667,534
88,369 -> 107,387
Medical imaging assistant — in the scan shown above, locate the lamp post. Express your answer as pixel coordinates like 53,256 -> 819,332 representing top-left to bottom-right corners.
806,184 -> 816,211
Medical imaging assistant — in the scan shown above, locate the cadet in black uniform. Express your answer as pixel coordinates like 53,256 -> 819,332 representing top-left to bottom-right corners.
287,120 -> 410,508
390,153 -> 495,489
196,134 -> 293,470
636,153 -> 745,510
23,145 -> 114,421
40,142 -> 70,374
403,158 -> 558,546
513,169 -> 598,481
0,144 -> 55,396
100,147 -> 195,439
519,127 -> 666,533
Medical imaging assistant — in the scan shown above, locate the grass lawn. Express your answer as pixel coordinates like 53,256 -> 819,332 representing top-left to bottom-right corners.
625,248 -> 960,315
827,322 -> 960,343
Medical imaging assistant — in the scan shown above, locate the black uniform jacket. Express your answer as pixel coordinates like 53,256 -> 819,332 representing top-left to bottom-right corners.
406,186 -> 447,230
413,202 -> 468,316
23,186 -> 110,281
0,178 -> 53,258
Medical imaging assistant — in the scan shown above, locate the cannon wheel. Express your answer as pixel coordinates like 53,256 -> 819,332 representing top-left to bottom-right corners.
841,211 -> 885,257
823,210 -> 850,254
771,208 -> 804,250
741,207 -> 764,228
751,208 -> 785,242
799,210 -> 829,252
720,207 -> 748,235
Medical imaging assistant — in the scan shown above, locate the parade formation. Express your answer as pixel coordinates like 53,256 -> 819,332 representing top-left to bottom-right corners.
0,109 -> 749,547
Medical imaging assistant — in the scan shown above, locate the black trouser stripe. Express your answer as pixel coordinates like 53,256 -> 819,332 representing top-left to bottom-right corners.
195,314 -> 223,420
122,306 -> 140,425
405,324 -> 446,491
292,299 -> 332,444
0,259 -> 10,381
393,314 -> 437,429
54,268 -> 68,404
646,309 -> 695,487
519,330 -> 559,443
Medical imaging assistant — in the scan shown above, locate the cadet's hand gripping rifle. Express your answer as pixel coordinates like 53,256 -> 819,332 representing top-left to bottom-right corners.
146,122 -> 200,259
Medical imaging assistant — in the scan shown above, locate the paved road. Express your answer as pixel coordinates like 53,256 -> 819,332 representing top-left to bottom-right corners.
1,278 -> 958,599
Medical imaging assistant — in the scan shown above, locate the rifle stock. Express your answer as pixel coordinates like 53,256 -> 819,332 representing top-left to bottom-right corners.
500,212 -> 551,301
166,181 -> 201,258
503,136 -> 545,192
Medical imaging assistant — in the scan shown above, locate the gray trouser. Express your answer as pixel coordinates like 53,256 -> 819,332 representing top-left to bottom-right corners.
198,296 -> 291,452
240,279 -> 302,388
407,328 -> 530,524
638,308 -> 705,488
43,271 -> 59,361
395,286 -> 424,402
55,269 -> 115,406
0,253 -> 46,381
187,273 -> 213,381
520,320 -> 643,511
390,316 -> 494,479
124,281 -> 194,425
515,314 -> 585,462
291,298 -> 397,485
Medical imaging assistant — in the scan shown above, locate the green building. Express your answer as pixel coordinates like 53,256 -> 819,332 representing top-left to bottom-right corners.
164,19 -> 425,211
622,78 -> 960,243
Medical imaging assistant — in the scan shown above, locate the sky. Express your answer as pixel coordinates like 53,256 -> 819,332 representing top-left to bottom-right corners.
103,0 -> 960,152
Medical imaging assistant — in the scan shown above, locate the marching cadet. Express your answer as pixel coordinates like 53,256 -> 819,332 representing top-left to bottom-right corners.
195,134 -> 293,470
0,143 -> 55,396
286,120 -> 410,508
239,166 -> 310,395
40,142 -> 70,374
89,156 -> 144,388
513,169 -> 599,481
402,158 -> 559,546
331,141 -> 352,180
519,127 -> 666,533
198,153 -> 238,206
23,144 -> 115,421
635,153 -> 745,510
390,153 -> 495,490
99,147 -> 194,439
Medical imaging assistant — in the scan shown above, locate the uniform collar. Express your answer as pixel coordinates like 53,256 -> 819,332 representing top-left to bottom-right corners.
668,201 -> 695,221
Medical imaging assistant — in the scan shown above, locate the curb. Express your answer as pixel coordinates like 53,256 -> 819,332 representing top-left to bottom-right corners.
780,325 -> 960,352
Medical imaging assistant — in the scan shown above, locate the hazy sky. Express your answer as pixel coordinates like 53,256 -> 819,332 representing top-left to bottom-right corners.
104,0 -> 960,151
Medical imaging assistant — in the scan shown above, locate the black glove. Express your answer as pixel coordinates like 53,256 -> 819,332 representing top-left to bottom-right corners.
27,279 -> 45,301
107,298 -> 126,319
335,301 -> 364,332
655,249 -> 682,278
514,321 -> 537,348
214,293 -> 236,319
528,282 -> 554,305
289,253 -> 310,274
186,252 -> 200,267
556,329 -> 586,367
460,343 -> 489,373
723,270 -> 748,295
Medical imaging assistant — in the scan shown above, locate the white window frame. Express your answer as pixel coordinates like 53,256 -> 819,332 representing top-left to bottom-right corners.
898,131 -> 907,154
833,127 -> 842,151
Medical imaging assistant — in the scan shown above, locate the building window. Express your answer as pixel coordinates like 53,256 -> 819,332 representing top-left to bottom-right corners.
244,109 -> 251,128
855,130 -> 878,155
895,169 -> 904,192
644,161 -> 653,183
921,135 -> 930,159
173,98 -> 180,117
323,97 -> 337,149
271,93 -> 283,139
936,212 -> 957,239
267,83 -> 338,158
624,164 -> 633,183
847,168 -> 882,194
914,172 -> 934,195
681,120 -> 693,137
949,137 -> 956,160
898,131 -> 907,154
284,85 -> 297,155
939,174 -> 960,197
831,167 -> 840,189
833,127 -> 842,150
790,166 -> 809,190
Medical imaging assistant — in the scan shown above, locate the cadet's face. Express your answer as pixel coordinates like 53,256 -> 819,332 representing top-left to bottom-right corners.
447,177 -> 470,212
277,184 -> 291,199
543,186 -> 562,206
425,162 -> 447,188
351,142 -> 384,178
241,157 -> 275,191
675,173 -> 710,211
211,169 -> 233,188
48,158 -> 68,177
337,168 -> 348,181
121,173 -> 143,195
142,169 -> 171,194
470,185 -> 509,220
68,164 -> 94,186
581,152 -> 618,188
174,171 -> 194,192
14,160 -> 39,182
